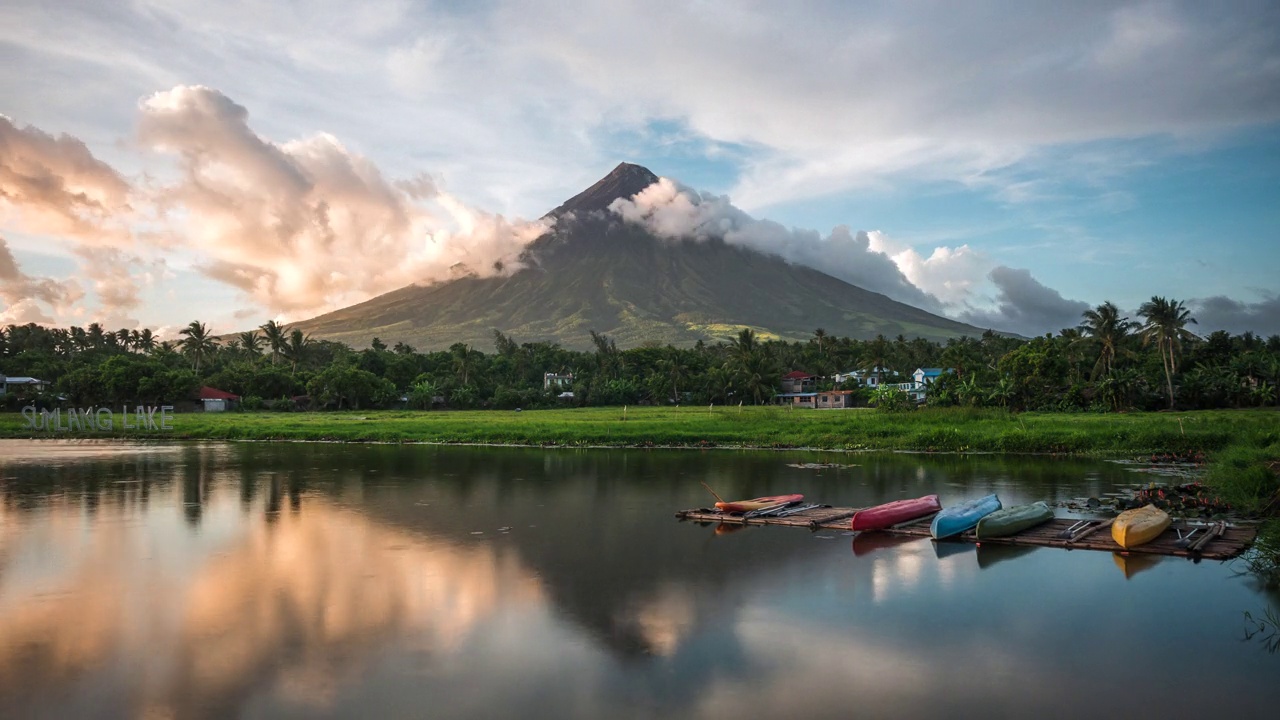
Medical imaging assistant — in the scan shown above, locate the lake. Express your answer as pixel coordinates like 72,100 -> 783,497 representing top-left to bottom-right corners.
1,440 -> 1277,719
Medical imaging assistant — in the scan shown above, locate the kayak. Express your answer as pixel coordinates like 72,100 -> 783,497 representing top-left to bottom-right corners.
715,494 -> 804,514
931,494 -> 1002,539
975,501 -> 1054,539
1111,504 -> 1171,549
851,494 -> 941,531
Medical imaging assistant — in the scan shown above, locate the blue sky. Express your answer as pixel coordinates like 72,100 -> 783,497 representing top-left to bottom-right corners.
1,0 -> 1278,337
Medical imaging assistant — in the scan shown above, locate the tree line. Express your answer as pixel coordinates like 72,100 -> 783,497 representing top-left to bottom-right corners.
2,296 -> 1278,412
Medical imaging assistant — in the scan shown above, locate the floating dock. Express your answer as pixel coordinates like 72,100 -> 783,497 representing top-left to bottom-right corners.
675,505 -> 1257,560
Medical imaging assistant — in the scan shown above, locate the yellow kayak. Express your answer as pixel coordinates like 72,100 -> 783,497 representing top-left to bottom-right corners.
1111,504 -> 1171,549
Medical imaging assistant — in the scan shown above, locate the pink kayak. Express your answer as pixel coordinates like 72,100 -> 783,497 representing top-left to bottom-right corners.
851,494 -> 942,531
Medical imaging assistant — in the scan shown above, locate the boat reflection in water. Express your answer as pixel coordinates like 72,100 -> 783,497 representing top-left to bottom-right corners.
1112,551 -> 1163,580
932,539 -> 977,561
975,543 -> 1038,570
851,531 -> 925,558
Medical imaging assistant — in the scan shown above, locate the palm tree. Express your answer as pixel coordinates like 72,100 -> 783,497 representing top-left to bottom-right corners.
1137,296 -> 1198,409
282,329 -> 313,374
1078,301 -> 1136,379
260,320 -> 287,365
115,328 -> 132,351
812,328 -> 828,356
87,322 -> 105,349
238,330 -> 264,359
178,321 -> 218,373
452,343 -> 480,386
135,328 -> 156,354
862,334 -> 892,385
658,347 -> 691,402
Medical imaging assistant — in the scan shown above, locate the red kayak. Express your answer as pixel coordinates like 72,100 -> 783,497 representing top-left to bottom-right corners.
851,494 -> 941,531
715,494 -> 804,514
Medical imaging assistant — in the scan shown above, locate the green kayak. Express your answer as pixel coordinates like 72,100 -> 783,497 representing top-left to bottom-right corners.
974,501 -> 1054,539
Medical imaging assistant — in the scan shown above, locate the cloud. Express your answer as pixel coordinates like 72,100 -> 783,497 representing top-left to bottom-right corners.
0,234 -> 84,324
959,266 -> 1090,337
136,85 -> 553,318
866,232 -> 992,306
1189,294 -> 1280,336
610,177 -> 941,310
0,113 -> 133,242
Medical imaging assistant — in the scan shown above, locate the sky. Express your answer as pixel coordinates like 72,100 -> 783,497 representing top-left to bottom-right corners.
1,0 -> 1278,339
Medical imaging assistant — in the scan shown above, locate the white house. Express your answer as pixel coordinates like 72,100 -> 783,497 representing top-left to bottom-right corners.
905,368 -> 952,403
544,372 -> 574,390
0,373 -> 50,396
833,367 -> 892,388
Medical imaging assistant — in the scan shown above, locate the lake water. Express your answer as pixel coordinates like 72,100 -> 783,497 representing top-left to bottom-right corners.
1,440 -> 1277,719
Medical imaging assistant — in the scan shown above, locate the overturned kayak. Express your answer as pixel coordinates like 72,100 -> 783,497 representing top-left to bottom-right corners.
1112,504 -> 1171,549
931,494 -> 1002,539
715,494 -> 804,514
851,494 -> 942,531
975,501 -> 1054,539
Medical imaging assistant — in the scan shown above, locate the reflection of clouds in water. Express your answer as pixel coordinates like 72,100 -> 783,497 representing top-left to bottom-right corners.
871,545 -> 926,605
619,583 -> 697,657
698,608 -> 1065,718
0,494 -> 543,717
0,439 -> 188,465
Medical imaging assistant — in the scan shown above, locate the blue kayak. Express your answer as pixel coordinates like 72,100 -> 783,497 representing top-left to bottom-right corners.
930,494 -> 1002,539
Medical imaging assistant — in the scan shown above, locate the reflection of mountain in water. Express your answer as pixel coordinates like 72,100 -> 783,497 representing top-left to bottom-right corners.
0,441 -> 1177,718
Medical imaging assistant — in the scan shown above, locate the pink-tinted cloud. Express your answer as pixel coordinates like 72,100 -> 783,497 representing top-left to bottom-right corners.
137,85 -> 553,318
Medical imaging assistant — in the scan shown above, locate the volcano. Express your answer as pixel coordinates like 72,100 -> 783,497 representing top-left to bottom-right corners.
289,163 -> 991,350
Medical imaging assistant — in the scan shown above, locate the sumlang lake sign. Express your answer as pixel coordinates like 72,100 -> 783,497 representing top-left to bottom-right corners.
21,405 -> 175,432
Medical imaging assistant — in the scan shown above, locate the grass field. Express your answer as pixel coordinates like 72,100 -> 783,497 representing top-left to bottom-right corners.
2,405 -> 1276,455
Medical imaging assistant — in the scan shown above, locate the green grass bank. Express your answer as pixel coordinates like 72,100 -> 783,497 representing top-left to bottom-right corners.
2,406 -> 1276,455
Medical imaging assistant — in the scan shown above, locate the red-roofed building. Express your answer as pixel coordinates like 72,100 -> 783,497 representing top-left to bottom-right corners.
199,386 -> 240,412
779,371 -> 815,394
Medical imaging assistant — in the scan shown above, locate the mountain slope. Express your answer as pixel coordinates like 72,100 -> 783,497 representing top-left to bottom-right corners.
290,163 -> 992,350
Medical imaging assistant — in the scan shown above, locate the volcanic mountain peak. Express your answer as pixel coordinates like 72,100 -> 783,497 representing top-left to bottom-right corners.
289,162 -> 995,350
548,162 -> 659,218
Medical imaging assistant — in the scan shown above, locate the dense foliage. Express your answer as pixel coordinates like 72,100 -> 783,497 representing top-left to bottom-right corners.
2,297 -> 1279,413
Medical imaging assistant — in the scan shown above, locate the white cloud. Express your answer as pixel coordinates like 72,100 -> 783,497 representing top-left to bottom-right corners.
0,234 -> 84,324
610,177 -> 940,310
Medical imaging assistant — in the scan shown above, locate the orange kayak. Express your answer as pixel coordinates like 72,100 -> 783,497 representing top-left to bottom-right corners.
715,494 -> 804,514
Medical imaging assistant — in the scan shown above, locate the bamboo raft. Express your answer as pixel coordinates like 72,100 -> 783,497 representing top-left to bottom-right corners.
675,505 -> 1257,560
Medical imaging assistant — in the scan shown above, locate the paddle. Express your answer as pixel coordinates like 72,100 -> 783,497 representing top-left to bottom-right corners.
1173,527 -> 1201,549
701,482 -> 726,505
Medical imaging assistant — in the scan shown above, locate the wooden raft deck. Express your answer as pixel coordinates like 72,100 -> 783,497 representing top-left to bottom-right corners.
675,506 -> 1258,561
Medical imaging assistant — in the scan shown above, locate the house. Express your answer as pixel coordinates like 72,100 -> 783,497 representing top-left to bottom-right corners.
0,373 -> 50,396
199,386 -> 240,412
544,372 -> 574,390
833,367 -> 891,388
816,390 -> 857,409
905,368 -> 953,403
773,371 -> 818,407
775,391 -> 818,408
779,371 -> 815,394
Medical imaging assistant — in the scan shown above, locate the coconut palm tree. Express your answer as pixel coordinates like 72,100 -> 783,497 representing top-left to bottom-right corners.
134,328 -> 156,354
1137,296 -> 1198,409
260,320 -> 287,365
811,328 -> 828,356
1078,301 -> 1136,379
281,329 -> 313,374
178,321 -> 218,373
238,330 -> 264,359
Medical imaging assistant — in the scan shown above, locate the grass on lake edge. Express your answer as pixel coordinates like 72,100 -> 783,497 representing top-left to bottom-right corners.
2,404 -> 1276,453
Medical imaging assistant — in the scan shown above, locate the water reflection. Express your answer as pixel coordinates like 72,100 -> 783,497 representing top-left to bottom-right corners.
1112,551 -> 1163,580
2,440 -> 1278,718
